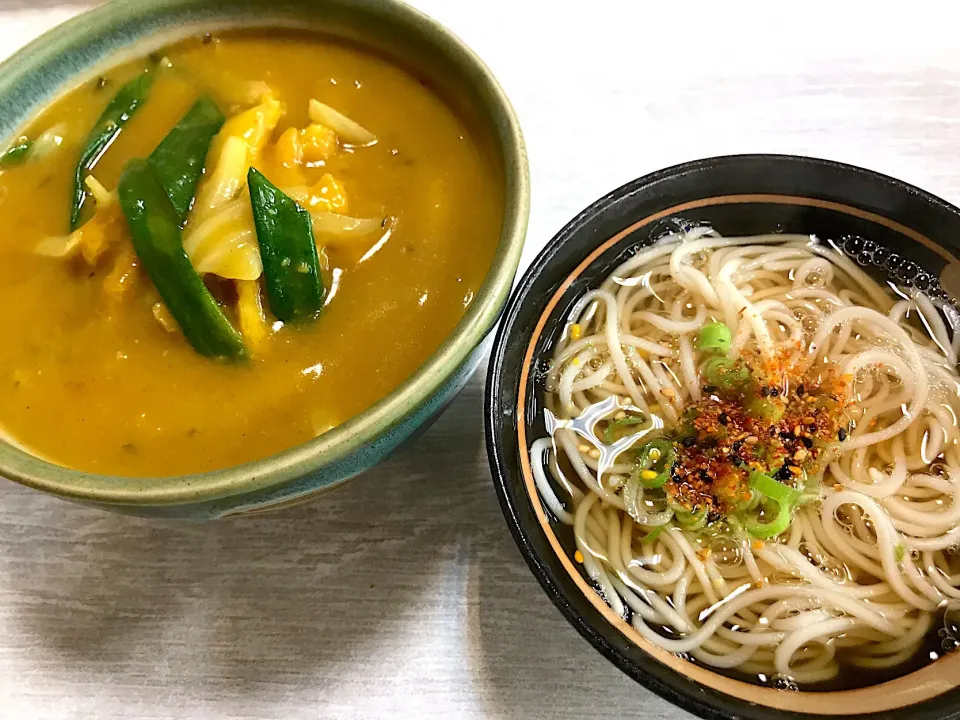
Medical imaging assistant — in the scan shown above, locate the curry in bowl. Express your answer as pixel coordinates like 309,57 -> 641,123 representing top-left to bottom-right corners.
0,29 -> 503,477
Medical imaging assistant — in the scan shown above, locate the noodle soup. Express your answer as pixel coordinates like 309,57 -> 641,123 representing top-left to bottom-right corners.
530,225 -> 960,689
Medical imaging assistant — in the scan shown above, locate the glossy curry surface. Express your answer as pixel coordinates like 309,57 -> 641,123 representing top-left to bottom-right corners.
0,30 -> 503,476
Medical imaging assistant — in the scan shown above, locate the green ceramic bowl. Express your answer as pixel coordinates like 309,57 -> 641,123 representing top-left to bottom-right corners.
0,0 -> 529,518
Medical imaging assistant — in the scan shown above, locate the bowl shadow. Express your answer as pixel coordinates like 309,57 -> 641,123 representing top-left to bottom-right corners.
468,525 -> 690,719
3,367 -> 496,710
2,359 -> 688,716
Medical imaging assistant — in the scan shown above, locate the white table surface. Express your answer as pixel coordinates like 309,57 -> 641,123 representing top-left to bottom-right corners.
1,1 -> 959,718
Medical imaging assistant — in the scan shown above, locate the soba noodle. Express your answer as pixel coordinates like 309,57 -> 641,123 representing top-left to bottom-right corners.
532,226 -> 960,687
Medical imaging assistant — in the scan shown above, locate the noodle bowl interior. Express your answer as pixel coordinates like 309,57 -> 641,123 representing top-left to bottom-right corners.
531,225 -> 960,689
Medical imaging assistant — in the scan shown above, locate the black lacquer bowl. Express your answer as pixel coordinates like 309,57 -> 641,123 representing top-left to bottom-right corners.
484,155 -> 960,720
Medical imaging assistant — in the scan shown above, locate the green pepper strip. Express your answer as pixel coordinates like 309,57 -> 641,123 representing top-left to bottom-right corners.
148,95 -> 225,222
603,416 -> 644,443
72,71 -> 154,229
248,167 -> 325,323
118,159 -> 246,359
0,139 -> 31,168
696,321 -> 732,354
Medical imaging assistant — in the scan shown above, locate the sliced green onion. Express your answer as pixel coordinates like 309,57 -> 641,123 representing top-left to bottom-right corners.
640,439 -> 674,467
665,494 -> 687,514
641,524 -> 668,545
622,473 -> 673,526
676,507 -> 708,531
604,416 -> 644,443
725,514 -> 745,533
749,471 -> 802,506
745,500 -> 792,539
733,490 -> 757,512
746,397 -> 784,423
702,356 -> 749,389
636,439 -> 675,488
632,465 -> 669,490
696,321 -> 732,354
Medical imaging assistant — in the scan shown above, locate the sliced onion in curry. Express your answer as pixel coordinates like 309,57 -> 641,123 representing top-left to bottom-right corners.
308,99 -> 376,147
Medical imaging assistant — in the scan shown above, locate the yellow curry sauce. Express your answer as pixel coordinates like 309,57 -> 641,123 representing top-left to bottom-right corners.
0,31 -> 503,476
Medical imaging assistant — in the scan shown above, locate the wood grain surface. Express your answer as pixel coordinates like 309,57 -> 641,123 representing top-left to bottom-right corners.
1,1 -> 960,718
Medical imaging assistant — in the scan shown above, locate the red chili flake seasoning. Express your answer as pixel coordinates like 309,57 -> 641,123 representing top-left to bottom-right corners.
666,351 -> 850,519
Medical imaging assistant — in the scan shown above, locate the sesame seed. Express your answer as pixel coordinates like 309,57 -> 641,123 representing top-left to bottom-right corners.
802,416 -> 815,424
660,387 -> 675,398
587,448 -> 601,459
788,466 -> 802,476
793,449 -> 808,461
838,428 -> 847,441
745,435 -> 759,445
614,410 -> 626,419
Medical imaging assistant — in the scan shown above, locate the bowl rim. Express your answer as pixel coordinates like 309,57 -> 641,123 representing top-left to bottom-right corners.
0,0 -> 529,505
485,153 -> 960,719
